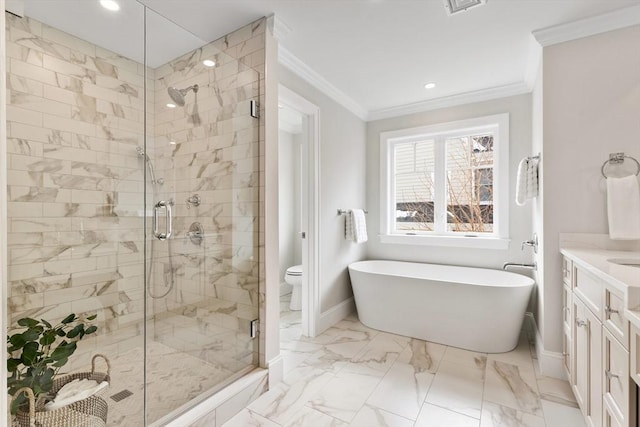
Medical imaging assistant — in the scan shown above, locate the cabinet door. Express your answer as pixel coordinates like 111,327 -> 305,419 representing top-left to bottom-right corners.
602,328 -> 629,427
573,297 -> 603,427
563,284 -> 573,378
603,400 -> 624,427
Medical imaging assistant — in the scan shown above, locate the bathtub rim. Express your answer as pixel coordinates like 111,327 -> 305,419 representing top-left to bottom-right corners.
348,259 -> 535,288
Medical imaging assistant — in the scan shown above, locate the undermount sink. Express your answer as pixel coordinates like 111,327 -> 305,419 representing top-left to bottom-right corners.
607,258 -> 640,268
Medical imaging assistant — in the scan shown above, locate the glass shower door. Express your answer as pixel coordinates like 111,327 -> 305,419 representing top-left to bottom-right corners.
144,8 -> 261,424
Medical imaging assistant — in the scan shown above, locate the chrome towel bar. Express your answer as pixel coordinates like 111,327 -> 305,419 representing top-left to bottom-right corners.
337,209 -> 368,215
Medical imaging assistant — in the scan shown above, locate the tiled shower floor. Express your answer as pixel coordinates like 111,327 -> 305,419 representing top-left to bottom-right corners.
106,341 -> 237,426
222,298 -> 586,427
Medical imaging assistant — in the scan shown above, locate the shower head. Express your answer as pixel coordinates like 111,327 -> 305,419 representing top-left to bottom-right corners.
167,84 -> 199,107
136,146 -> 145,157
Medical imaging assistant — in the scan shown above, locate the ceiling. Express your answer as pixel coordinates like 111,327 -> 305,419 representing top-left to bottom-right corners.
11,0 -> 640,119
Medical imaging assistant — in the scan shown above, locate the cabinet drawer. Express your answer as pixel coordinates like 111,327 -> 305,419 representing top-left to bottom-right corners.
602,328 -> 629,425
575,267 -> 604,320
563,257 -> 574,287
603,286 -> 628,350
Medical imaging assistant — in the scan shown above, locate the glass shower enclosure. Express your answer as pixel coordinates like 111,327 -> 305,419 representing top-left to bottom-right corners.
5,2 -> 261,424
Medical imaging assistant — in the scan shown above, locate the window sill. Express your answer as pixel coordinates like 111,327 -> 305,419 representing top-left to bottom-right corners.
379,234 -> 510,250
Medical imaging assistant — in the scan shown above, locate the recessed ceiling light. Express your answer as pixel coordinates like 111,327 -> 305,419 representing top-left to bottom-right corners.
203,59 -> 216,67
99,0 -> 120,11
166,103 -> 176,109
169,140 -> 176,145
424,82 -> 436,89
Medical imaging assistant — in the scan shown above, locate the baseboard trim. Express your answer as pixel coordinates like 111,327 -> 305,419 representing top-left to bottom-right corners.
526,313 -> 566,380
318,297 -> 356,334
267,354 -> 284,389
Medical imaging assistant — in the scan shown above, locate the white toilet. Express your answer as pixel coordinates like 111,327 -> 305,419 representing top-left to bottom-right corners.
284,265 -> 303,311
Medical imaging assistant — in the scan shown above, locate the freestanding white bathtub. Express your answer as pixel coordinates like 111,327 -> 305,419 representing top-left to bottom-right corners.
348,260 -> 535,353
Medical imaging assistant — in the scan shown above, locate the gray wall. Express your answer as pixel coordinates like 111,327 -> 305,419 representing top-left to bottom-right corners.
537,25 -> 640,353
278,66 -> 368,314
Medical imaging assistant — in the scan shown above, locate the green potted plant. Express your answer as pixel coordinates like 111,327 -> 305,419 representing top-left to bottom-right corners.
7,313 -> 99,415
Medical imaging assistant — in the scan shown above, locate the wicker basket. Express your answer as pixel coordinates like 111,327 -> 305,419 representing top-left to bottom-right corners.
13,354 -> 111,427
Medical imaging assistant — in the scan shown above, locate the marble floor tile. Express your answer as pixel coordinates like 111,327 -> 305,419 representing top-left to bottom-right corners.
442,346 -> 488,371
222,408 -> 280,427
480,401 -> 546,427
349,404 -> 414,427
536,375 -> 578,408
487,334 -> 535,373
414,403 -> 480,427
396,338 -> 447,374
424,360 -> 485,419
541,399 -> 587,427
484,361 -> 543,417
285,405 -> 348,427
366,358 -> 435,420
307,369 -> 382,423
350,332 -> 410,374
248,367 -> 334,425
301,344 -> 361,374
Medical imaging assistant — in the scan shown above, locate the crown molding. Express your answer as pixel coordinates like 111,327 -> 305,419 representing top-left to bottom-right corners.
278,46 -> 369,121
267,14 -> 292,41
533,5 -> 640,47
367,82 -> 530,122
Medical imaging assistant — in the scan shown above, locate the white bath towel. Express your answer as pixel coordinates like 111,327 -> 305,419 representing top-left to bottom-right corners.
515,157 -> 539,206
44,378 -> 109,411
345,209 -> 368,243
607,175 -> 640,240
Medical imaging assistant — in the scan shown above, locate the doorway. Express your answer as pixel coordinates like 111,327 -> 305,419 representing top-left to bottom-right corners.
278,85 -> 319,341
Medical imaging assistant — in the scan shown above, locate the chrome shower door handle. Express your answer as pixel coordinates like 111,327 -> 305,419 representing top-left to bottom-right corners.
153,200 -> 173,240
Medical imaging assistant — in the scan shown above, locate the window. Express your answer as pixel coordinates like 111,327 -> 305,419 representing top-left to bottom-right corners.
380,114 -> 509,249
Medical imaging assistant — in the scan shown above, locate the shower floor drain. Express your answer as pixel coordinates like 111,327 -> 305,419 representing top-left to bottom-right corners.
110,389 -> 133,402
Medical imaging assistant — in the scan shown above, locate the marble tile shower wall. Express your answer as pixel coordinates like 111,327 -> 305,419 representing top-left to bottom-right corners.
5,12 -> 266,373
149,18 -> 265,368
5,12 -> 151,360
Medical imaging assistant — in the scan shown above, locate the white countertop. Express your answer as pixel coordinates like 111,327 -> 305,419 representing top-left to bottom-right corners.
561,247 -> 640,328
560,248 -> 640,291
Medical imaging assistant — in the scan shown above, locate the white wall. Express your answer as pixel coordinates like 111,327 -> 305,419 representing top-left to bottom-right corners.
531,59 -> 544,335
366,94 -> 534,269
278,66 -> 368,314
278,129 -> 302,282
540,25 -> 640,353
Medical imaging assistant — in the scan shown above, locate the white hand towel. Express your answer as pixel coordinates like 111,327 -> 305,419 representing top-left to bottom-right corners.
345,209 -> 367,243
607,175 -> 640,240
44,378 -> 109,411
515,158 -> 529,206
351,209 -> 368,243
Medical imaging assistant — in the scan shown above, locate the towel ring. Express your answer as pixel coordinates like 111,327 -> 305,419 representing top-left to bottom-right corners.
601,154 -> 640,178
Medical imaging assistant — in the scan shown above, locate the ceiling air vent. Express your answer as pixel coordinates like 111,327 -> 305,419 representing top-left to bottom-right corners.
444,0 -> 487,15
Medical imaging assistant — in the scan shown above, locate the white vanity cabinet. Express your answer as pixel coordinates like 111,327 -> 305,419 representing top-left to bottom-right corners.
564,256 -> 634,427
572,292 -> 603,426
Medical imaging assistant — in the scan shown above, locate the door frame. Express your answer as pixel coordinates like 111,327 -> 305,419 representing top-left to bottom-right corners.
278,84 -> 320,337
